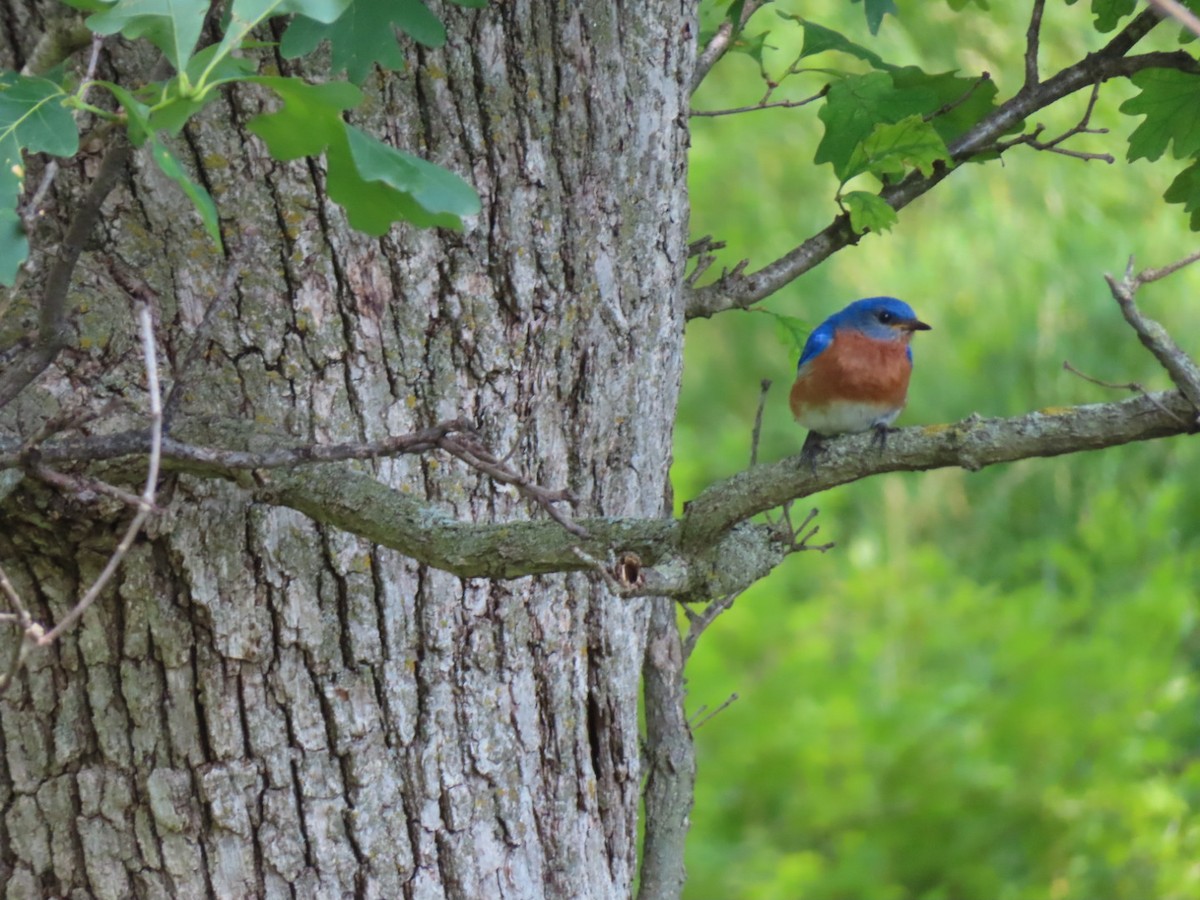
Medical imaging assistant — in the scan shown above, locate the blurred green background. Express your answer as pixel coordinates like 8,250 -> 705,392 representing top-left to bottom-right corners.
676,2 -> 1200,898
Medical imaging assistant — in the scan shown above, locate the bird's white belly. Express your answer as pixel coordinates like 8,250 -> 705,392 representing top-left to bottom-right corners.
795,401 -> 901,435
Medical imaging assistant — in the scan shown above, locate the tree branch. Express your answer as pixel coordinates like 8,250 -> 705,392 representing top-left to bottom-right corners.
691,1 -> 766,94
679,391 -> 1194,551
1106,255 -> 1200,417
5,390 -> 1193,598
0,138 -> 132,409
685,9 -> 1190,319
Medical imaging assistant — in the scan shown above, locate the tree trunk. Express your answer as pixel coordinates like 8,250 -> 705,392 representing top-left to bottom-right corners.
0,3 -> 693,897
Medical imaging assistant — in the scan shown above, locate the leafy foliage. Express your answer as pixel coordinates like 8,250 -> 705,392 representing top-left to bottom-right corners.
86,0 -> 209,72
842,189 -> 897,234
850,0 -> 898,36
0,0 -> 482,284
0,72 -> 77,207
281,0 -> 446,84
1121,69 -> 1200,162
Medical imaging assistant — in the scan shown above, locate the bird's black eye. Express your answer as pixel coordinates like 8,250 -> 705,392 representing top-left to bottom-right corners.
877,310 -> 894,324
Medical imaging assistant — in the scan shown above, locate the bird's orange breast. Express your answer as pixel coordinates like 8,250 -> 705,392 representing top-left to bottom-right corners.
789,329 -> 914,418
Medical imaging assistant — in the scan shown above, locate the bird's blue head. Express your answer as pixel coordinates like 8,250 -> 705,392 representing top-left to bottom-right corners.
832,296 -> 931,341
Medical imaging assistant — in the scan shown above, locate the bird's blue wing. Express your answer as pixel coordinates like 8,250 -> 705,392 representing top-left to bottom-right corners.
797,322 -> 834,371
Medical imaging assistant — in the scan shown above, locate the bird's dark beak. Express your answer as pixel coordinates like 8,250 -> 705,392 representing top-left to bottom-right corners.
901,318 -> 931,332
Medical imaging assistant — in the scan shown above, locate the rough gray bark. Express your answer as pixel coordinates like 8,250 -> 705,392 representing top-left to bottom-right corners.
0,3 -> 693,898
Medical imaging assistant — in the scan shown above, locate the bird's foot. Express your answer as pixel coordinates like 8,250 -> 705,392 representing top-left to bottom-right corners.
800,431 -> 828,475
870,423 -> 898,452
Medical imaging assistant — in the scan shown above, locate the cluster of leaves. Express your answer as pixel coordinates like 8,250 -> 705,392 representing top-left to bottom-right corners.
0,0 -> 485,285
708,0 -> 1200,239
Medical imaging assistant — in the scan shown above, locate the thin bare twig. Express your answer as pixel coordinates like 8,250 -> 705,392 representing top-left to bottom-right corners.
22,34 -> 106,233
1146,0 -> 1200,39
787,506 -> 834,553
29,464 -> 162,511
685,235 -> 727,288
1104,253 -> 1200,419
440,432 -> 587,537
682,591 -> 743,661
925,73 -> 992,123
995,83 -> 1114,163
691,0 -> 766,93
0,138 -> 133,410
691,90 -> 825,118
39,302 -> 163,645
750,379 -> 772,467
1062,360 -> 1188,424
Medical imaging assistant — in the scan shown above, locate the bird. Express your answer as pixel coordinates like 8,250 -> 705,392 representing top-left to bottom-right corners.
789,297 -> 931,456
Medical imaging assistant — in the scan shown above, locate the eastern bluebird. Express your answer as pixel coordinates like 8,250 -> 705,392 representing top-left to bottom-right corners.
789,297 -> 931,450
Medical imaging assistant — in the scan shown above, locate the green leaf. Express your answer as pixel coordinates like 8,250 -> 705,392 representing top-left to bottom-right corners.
843,190 -> 898,234
890,67 -> 998,147
149,45 -> 257,136
765,312 -> 812,355
815,71 -> 932,180
147,135 -> 223,248
0,207 -> 28,286
325,125 -> 479,233
0,72 -> 79,157
281,0 -> 447,84
204,0 -> 352,87
1164,160 -> 1200,229
1090,0 -> 1137,32
0,132 -> 21,209
1120,69 -> 1200,163
246,77 -> 363,159
785,15 -> 894,71
945,0 -> 989,9
726,29 -> 770,67
87,0 -> 209,72
850,0 -> 898,35
846,114 -> 950,181
101,82 -> 153,146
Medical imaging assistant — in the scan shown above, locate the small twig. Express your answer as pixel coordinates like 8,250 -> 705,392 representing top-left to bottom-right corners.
689,693 -> 739,729
439,432 -> 588,537
691,90 -> 825,118
681,590 -> 744,661
1025,0 -> 1047,89
1104,253 -> 1200,420
0,137 -> 133,410
993,83 -> 1114,163
572,547 -> 622,592
1146,0 -> 1200,39
39,302 -> 163,645
924,73 -> 992,123
29,464 -> 163,511
691,0 -> 766,93
750,379 -> 772,468
1063,360 -> 1188,424
1136,247 -> 1200,283
0,625 -> 42,695
0,563 -> 29,623
778,505 -> 835,553
686,235 -> 727,287
21,34 -> 106,234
